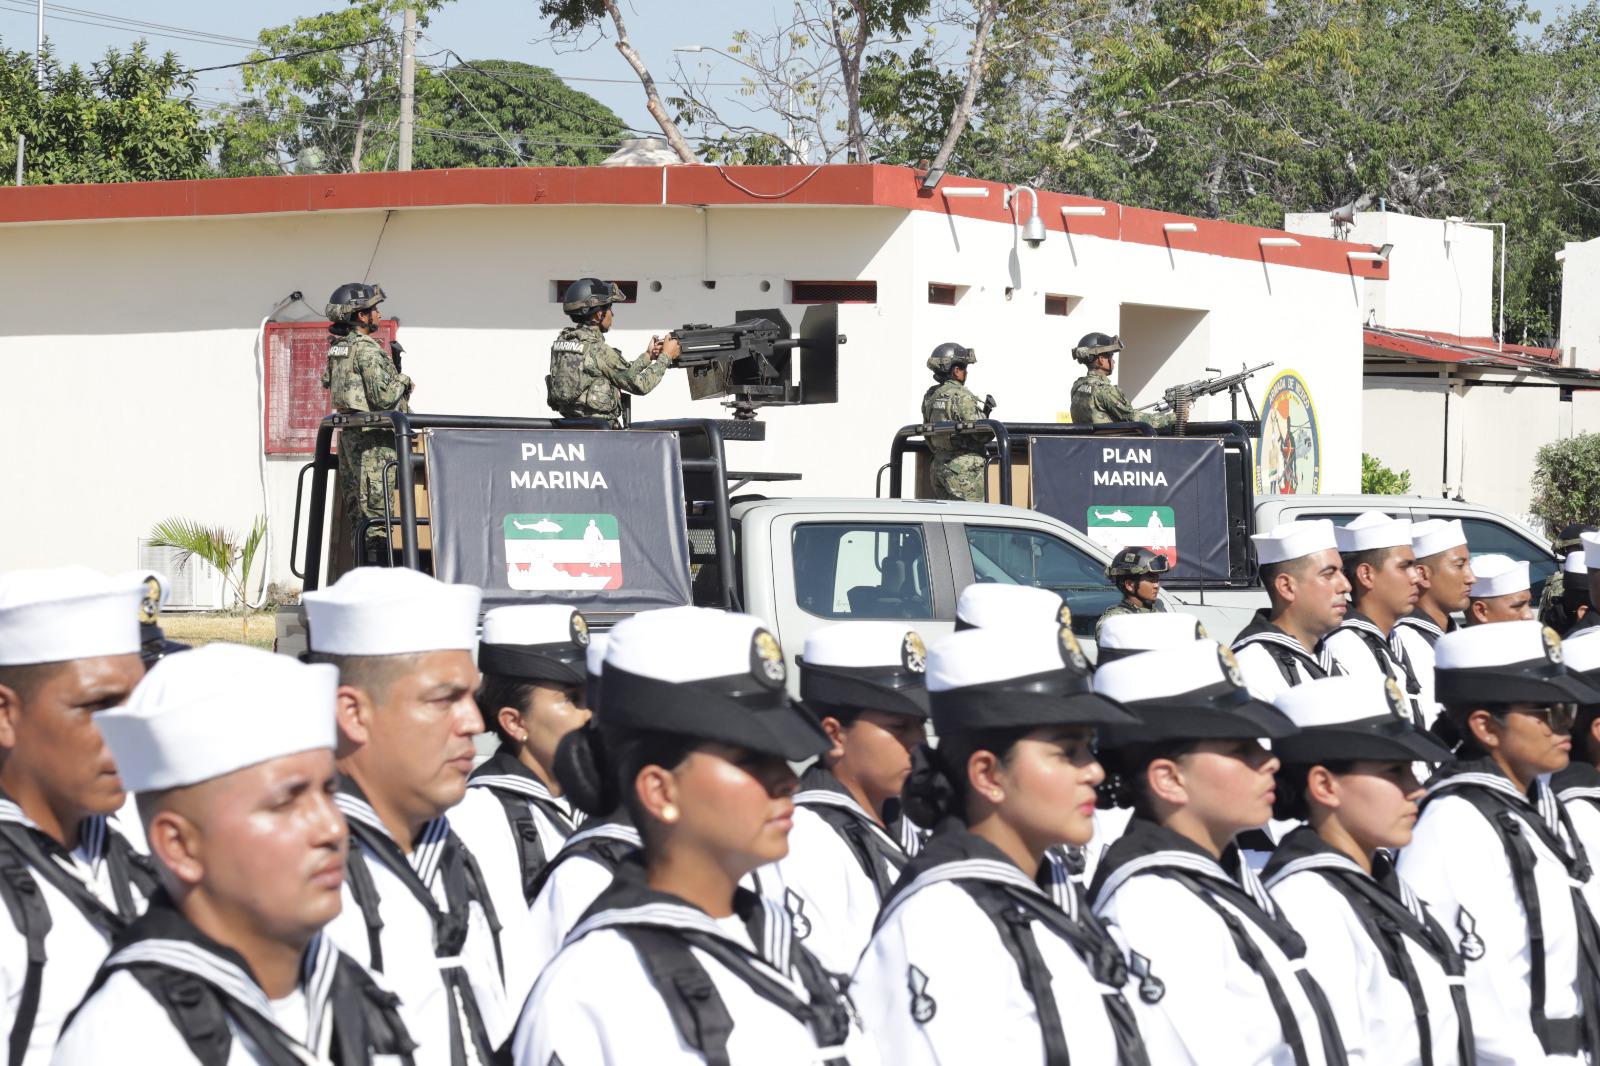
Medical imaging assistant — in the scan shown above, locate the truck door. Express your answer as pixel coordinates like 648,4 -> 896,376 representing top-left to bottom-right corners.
943,520 -> 1120,640
770,517 -> 956,673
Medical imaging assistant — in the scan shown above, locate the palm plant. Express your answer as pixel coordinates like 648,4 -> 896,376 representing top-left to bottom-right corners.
146,515 -> 267,640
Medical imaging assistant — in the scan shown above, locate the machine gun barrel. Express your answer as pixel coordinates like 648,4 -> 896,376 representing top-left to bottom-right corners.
666,306 -> 845,420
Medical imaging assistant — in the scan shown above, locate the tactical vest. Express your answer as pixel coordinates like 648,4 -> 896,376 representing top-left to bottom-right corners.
546,328 -> 596,410
1421,783 -> 1600,1057
324,334 -> 371,414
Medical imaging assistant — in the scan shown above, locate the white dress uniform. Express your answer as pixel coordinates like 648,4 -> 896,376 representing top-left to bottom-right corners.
1392,520 -> 1469,727
1264,675 -> 1474,1066
1395,621 -> 1600,1065
853,623 -> 1150,1065
1232,520 -> 1347,703
511,607 -> 870,1065
776,622 -> 931,974
0,567 -> 156,1066
1091,641 -> 1348,1066
57,643 -> 415,1066
324,789 -> 513,1066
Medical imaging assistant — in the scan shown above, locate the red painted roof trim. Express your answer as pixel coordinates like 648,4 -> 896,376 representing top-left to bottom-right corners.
0,163 -> 1388,280
1364,327 -> 1559,367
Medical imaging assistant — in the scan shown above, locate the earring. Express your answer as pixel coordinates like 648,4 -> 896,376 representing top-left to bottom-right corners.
661,804 -> 680,824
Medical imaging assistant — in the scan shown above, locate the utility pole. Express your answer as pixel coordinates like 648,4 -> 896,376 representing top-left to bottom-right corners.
17,0 -> 42,184
397,4 -> 416,171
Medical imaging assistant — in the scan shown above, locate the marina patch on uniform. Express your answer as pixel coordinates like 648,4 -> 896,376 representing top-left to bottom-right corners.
785,888 -> 813,939
907,964 -> 937,1023
1129,951 -> 1166,1003
1456,907 -> 1486,961
504,514 -> 623,591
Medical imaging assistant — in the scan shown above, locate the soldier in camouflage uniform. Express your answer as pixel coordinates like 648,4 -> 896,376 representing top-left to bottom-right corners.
546,277 -> 679,427
322,282 -> 412,564
920,342 -> 989,502
1539,522 -> 1596,631
1094,546 -> 1170,641
1068,332 -> 1172,428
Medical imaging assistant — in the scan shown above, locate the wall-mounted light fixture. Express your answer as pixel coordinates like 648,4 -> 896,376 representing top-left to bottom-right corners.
1003,186 -> 1047,246
1163,222 -> 1198,234
1060,205 -> 1106,218
941,186 -> 989,199
1259,237 -> 1301,248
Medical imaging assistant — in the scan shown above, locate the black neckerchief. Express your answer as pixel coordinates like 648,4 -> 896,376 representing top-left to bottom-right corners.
568,855 -> 852,1053
1554,761 -> 1600,809
1231,610 -> 1342,679
1424,757 -> 1584,873
878,821 -> 1148,1066
1394,607 -> 1453,647
1092,819 -> 1349,1066
0,793 -> 144,934
793,765 -> 908,898
467,747 -> 576,832
334,779 -> 500,1066
1263,826 -> 1474,1066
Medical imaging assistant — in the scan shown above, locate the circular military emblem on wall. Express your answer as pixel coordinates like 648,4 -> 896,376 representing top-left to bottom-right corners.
1255,371 -> 1321,496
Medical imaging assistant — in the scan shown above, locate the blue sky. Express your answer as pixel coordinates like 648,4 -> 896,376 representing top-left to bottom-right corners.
0,0 -> 782,137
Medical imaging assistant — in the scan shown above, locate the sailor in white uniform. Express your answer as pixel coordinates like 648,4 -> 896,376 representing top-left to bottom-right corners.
55,645 -> 414,1065
0,567 -> 155,1066
449,605 -> 589,1002
853,623 -> 1151,1065
1231,520 -> 1349,702
1393,519 -> 1474,723
1091,641 -> 1349,1066
1322,512 -> 1427,726
776,621 -> 930,975
1542,630 -> 1600,928
1263,675 -> 1473,1066
1082,612 -> 1212,880
305,568 -> 516,1066
1465,554 -> 1534,626
512,607 -> 876,1066
1397,620 -> 1600,1064
1569,533 -> 1600,638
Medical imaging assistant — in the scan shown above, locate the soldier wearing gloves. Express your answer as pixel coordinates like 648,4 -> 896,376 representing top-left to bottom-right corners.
55,645 -> 415,1065
546,278 -> 679,427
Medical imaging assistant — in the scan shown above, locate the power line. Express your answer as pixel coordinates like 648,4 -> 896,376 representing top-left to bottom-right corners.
0,0 -> 256,51
426,47 -> 644,139
188,37 -> 386,74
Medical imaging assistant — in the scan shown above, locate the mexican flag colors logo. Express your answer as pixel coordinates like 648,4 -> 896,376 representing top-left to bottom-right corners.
504,514 -> 623,591
1085,505 -> 1178,568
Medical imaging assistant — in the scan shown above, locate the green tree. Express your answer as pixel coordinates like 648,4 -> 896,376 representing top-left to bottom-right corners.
147,516 -> 268,640
1361,453 -> 1413,495
413,60 -> 624,168
1532,433 -> 1600,536
0,40 -> 213,184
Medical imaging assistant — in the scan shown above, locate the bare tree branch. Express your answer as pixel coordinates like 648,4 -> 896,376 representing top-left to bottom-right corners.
600,0 -> 696,162
928,0 -> 1002,174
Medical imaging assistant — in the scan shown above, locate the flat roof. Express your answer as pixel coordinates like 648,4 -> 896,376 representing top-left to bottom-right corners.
0,163 -> 1387,280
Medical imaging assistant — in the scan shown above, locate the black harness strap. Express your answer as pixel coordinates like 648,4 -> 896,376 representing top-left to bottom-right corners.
0,847 -> 50,1066
1436,786 -> 1600,1056
488,789 -> 550,907
528,833 -> 637,902
627,927 -> 736,1066
801,804 -> 900,898
343,846 -> 386,973
957,884 -> 1073,1066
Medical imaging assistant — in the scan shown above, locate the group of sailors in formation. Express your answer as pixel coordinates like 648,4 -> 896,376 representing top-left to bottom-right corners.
4,508 -> 1600,1064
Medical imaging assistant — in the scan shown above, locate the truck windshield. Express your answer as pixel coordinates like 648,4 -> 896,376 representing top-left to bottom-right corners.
965,526 -> 1119,637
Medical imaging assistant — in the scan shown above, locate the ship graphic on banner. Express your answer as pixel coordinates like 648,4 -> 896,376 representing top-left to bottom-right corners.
1086,505 -> 1178,567
504,513 -> 623,590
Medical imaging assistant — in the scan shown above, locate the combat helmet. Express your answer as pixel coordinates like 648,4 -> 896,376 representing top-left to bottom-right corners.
1556,523 -> 1598,556
1105,546 -> 1170,581
326,282 -> 386,325
927,341 -> 976,377
562,277 -> 625,318
1073,332 -> 1122,366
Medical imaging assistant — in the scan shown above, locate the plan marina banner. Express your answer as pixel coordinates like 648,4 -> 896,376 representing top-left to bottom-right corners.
424,428 -> 693,613
1029,436 -> 1232,583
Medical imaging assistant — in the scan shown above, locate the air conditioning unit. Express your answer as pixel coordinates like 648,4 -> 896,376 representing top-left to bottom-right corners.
134,541 -> 227,610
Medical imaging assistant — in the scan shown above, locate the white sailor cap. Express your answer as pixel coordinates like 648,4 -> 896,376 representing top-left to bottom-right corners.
797,622 -> 929,719
1272,676 -> 1452,763
303,568 -> 480,656
925,626 -> 1133,735
601,607 -> 829,761
1251,519 -> 1337,566
99,644 -> 337,792
1412,518 -> 1467,559
1434,620 -> 1600,704
1468,554 -> 1529,599
1095,612 -> 1208,664
954,584 -> 1071,631
0,567 -> 145,667
478,605 -> 589,685
1093,641 -> 1298,745
1584,531 -> 1600,570
584,632 -> 610,707
1567,550 -> 1588,576
1561,628 -> 1600,677
1334,511 -> 1412,553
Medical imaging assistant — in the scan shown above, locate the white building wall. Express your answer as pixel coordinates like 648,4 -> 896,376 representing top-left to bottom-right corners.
1560,236 -> 1600,369
1286,211 -> 1493,339
0,198 -> 1367,592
